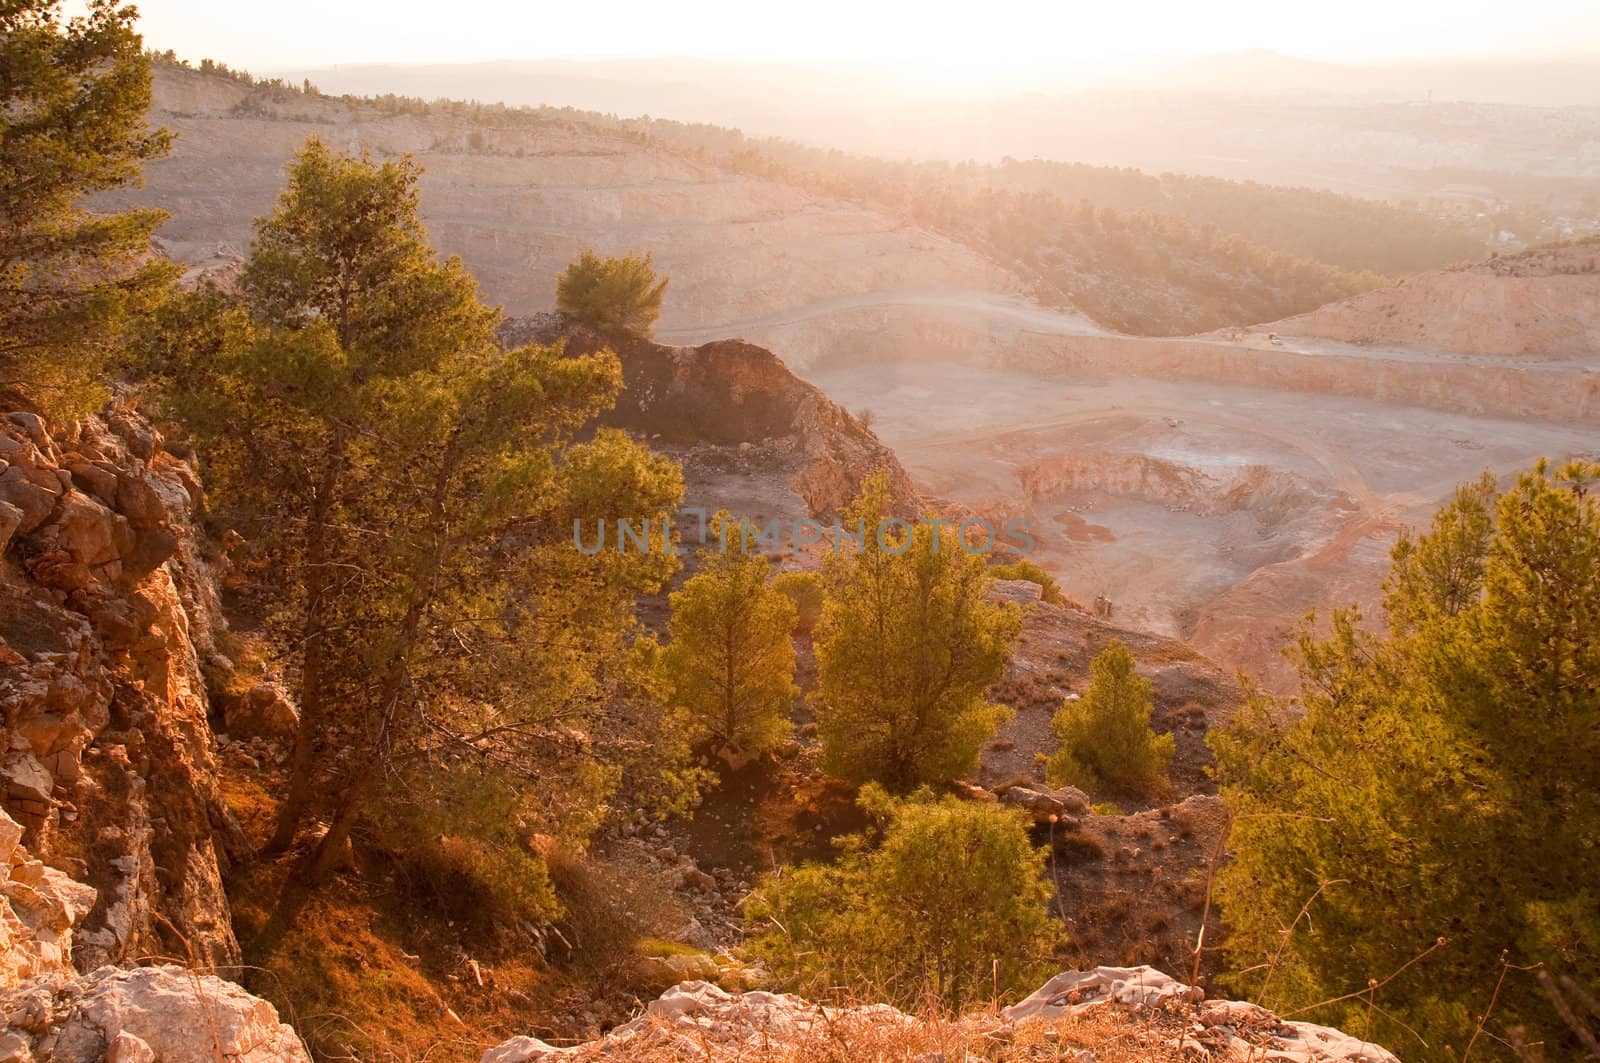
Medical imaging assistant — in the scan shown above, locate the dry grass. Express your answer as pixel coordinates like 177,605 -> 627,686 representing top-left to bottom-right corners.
528,1001 -> 1195,1062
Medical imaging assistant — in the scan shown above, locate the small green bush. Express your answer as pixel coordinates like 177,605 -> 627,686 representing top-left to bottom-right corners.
1046,640 -> 1173,798
746,785 -> 1057,1010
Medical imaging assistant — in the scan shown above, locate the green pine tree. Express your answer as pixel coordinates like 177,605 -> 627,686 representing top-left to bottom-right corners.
140,139 -> 688,895
555,250 -> 668,342
1045,640 -> 1173,798
811,472 -> 1021,792
1212,461 -> 1600,1059
0,0 -> 175,417
662,515 -> 799,759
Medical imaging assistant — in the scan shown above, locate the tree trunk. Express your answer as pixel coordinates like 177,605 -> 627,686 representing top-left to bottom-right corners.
266,422 -> 352,853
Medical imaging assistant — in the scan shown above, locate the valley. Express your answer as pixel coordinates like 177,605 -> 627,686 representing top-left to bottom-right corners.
7,23 -> 1599,1057
114,66 -> 1600,691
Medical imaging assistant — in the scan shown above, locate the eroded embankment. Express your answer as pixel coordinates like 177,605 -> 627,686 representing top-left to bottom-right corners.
714,301 -> 1599,423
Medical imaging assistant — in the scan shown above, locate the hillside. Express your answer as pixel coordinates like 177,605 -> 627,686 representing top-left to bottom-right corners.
103,66 -> 1018,334
1256,236 -> 1600,358
117,62 -> 1500,340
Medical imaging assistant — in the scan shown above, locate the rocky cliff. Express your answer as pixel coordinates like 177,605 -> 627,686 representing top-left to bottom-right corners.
0,406 -> 243,971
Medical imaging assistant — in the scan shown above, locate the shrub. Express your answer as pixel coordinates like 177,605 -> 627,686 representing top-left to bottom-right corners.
1046,641 -> 1173,798
747,786 -> 1057,1009
990,558 -> 1065,605
555,249 -> 668,341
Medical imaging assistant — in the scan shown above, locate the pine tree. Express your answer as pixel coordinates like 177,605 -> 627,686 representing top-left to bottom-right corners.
812,472 -> 1021,791
662,516 -> 799,759
1212,461 -> 1600,1059
0,0 -> 175,417
555,250 -> 668,342
1045,640 -> 1173,797
141,139 -> 688,893
747,786 -> 1056,1010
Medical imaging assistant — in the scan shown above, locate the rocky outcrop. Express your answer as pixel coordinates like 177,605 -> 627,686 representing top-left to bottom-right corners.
481,967 -> 1398,1062
1,804 -> 309,1061
0,406 -> 242,971
502,316 -> 916,517
1,808 -> 95,989
1,965 -> 309,1062
1005,967 -> 1397,1063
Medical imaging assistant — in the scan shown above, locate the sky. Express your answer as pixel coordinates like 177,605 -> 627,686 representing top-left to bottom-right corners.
124,0 -> 1600,77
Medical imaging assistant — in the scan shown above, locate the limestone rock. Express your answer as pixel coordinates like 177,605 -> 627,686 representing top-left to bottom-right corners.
2,965 -> 309,1063
483,967 -> 1399,1062
1002,964 -> 1203,1021
1,808 -> 96,989
990,578 -> 1044,605
999,783 -> 1091,827
1,405 -> 241,970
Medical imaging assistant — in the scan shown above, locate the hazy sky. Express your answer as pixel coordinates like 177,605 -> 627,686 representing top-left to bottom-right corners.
126,0 -> 1600,75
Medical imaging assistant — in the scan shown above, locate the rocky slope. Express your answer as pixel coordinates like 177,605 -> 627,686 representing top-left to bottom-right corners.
103,67 -> 1017,335
0,403 -> 312,1058
0,406 -> 248,970
1256,236 -> 1600,360
481,968 -> 1397,1062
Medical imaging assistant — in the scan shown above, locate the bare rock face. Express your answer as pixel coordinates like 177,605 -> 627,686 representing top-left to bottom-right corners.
481,968 -> 1398,1062
502,316 -> 917,518
1,808 -> 96,989
0,406 -> 243,971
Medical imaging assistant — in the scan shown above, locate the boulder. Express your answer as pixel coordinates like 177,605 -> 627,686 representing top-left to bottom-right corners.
999,784 -> 1091,826
4,965 -> 310,1063
225,681 -> 301,741
0,500 -> 23,555
990,578 -> 1044,605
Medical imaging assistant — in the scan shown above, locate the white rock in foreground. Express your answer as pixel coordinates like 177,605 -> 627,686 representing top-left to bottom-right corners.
1006,966 -> 1397,1063
0,964 -> 310,1063
1,807 -> 309,1062
482,965 -> 1398,1062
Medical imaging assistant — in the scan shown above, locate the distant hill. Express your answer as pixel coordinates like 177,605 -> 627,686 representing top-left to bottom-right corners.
267,52 -> 1600,196
1259,236 -> 1600,358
